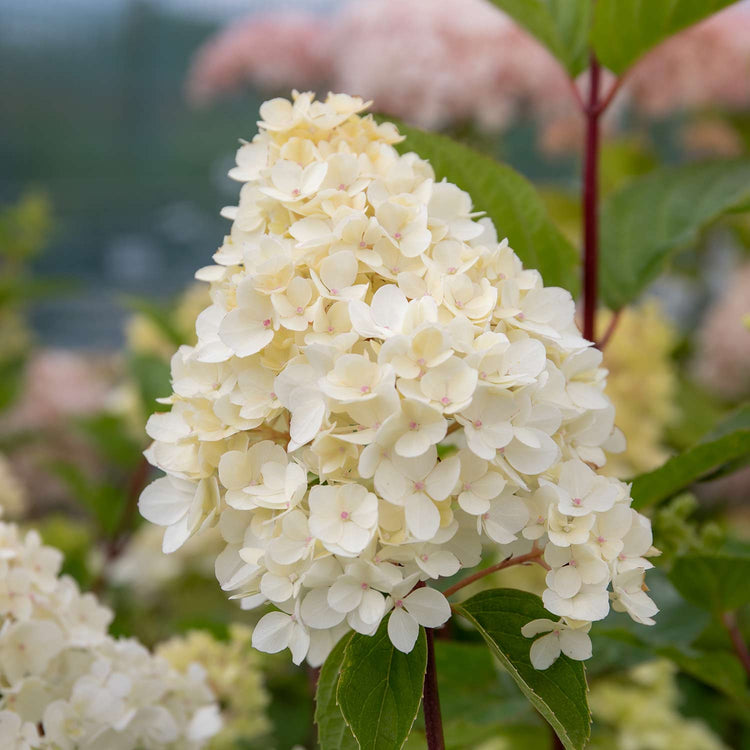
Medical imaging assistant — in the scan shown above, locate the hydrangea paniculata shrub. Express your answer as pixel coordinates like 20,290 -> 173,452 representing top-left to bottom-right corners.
138,92 -> 658,670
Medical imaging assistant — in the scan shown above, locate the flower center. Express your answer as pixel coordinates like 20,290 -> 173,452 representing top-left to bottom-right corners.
414,481 -> 425,491
395,599 -> 404,608
394,232 -> 402,240
360,582 -> 369,590
441,396 -> 451,405
340,511 -> 350,520
292,188 -> 300,196
359,240 -> 367,248
262,318 -> 271,328
515,312 -> 525,321
572,497 -> 582,506
408,420 -> 419,431
360,385 -> 372,394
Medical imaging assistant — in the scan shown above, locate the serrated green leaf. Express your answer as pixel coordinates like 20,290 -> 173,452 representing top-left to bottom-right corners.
453,589 -> 590,750
668,554 -> 750,613
392,123 -> 580,294
315,633 -> 358,750
631,406 -> 750,510
591,0 -> 737,75
600,160 -> 750,309
486,0 -> 592,75
337,617 -> 427,750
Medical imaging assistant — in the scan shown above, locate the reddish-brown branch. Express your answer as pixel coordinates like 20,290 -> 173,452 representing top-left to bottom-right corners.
91,455 -> 151,593
595,308 -> 622,350
423,627 -> 446,750
442,548 -> 548,599
595,73 -> 627,117
722,611 -> 750,679
582,54 -> 602,343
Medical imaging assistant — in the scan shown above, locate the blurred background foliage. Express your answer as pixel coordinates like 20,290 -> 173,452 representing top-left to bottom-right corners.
1,0 -> 750,748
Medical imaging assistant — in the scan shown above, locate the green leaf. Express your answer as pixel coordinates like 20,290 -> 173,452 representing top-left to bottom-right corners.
75,413 -> 142,470
453,589 -> 590,750
668,554 -> 750,613
486,0 -> 592,75
393,123 -> 580,294
128,353 -> 172,416
591,0 -> 737,75
657,646 -> 750,708
600,160 -> 750,309
631,405 -> 750,510
337,617 -> 427,750
315,634 -> 358,750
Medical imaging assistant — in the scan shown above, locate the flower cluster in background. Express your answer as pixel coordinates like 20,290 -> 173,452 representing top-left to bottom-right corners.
0,520 -> 221,749
138,91 -> 657,670
601,302 -> 677,479
588,660 -> 727,750
185,0 -> 750,154
157,625 -> 270,750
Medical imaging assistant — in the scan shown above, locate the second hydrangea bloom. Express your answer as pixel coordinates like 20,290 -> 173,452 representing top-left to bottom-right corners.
139,91 -> 657,669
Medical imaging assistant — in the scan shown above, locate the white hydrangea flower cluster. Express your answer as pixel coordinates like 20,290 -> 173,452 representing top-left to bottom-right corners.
138,91 -> 657,668
0,521 -> 221,749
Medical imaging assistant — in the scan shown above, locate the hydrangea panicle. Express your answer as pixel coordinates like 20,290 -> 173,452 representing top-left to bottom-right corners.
138,91 -> 657,670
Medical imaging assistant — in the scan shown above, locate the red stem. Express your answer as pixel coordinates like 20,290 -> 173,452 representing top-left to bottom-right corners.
582,54 -> 602,343
442,548 -> 547,599
722,611 -> 750,679
423,627 -> 445,750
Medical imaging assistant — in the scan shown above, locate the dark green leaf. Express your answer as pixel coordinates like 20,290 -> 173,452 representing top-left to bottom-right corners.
600,160 -> 750,309
453,589 -> 590,750
315,633 -> 358,750
486,0 -> 592,75
337,617 -> 427,750
591,0 -> 737,74
668,554 -> 750,613
657,646 -> 750,708
631,407 -> 750,510
393,123 -> 580,294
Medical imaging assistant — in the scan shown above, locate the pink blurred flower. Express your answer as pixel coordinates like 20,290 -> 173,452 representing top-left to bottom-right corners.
186,11 -> 332,106
185,0 -> 574,132
184,0 -> 750,149
628,3 -> 750,117
695,263 -> 750,401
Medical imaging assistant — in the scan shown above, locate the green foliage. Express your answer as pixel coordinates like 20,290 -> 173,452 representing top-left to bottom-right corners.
336,617 -> 427,750
631,404 -> 750,510
391,122 -> 580,294
651,494 -> 725,565
485,0 -> 592,75
454,589 -> 591,750
0,192 -> 53,263
657,646 -> 750,708
48,461 -> 126,537
591,0 -> 737,74
668,554 -> 750,613
600,160 -> 750,310
315,634 -> 358,750
122,294 -> 188,349
75,413 -> 143,470
128,353 -> 172,417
